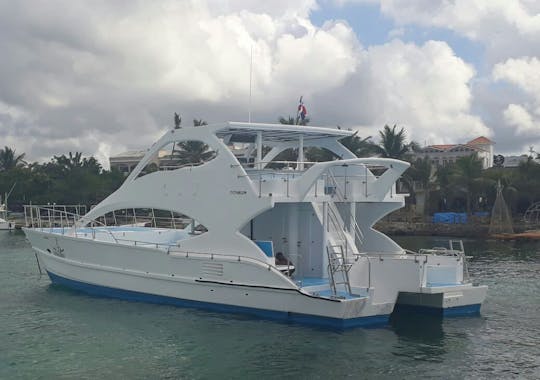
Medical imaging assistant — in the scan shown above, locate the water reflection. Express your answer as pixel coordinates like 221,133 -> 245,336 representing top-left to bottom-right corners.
389,312 -> 447,362
2,232 -> 540,379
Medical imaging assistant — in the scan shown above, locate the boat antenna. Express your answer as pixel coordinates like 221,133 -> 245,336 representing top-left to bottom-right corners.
248,45 -> 253,123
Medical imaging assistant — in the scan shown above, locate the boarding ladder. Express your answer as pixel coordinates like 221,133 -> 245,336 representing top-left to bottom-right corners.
312,202 -> 355,295
327,244 -> 353,295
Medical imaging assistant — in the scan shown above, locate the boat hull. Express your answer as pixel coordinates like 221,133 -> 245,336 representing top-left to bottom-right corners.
27,229 -> 392,329
394,285 -> 488,317
46,270 -> 389,328
0,221 -> 14,230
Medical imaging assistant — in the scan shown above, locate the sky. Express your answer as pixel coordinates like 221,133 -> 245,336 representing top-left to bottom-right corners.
1,0 -> 539,169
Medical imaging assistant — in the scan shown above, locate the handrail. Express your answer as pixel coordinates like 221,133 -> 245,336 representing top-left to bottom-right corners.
112,237 -> 176,250
167,247 -> 298,287
404,239 -> 470,285
326,203 -> 350,257
25,205 -> 119,243
325,170 -> 365,245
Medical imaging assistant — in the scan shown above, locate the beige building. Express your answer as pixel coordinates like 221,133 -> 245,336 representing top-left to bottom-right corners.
109,150 -> 147,175
110,145 -> 247,175
109,150 -> 184,175
416,136 -> 494,169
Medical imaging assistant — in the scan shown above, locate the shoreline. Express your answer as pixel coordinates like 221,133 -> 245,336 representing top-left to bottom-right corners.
376,220 -> 539,238
8,216 -> 539,239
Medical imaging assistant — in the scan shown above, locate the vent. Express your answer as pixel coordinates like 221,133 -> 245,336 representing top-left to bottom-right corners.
202,262 -> 224,277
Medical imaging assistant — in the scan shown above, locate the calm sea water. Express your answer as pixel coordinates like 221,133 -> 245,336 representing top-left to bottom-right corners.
1,231 -> 539,379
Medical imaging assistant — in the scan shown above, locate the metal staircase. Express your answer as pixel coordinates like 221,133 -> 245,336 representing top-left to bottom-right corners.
309,169 -> 370,295
327,244 -> 353,295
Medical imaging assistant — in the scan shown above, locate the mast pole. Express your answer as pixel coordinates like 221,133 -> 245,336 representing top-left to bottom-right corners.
248,45 -> 253,123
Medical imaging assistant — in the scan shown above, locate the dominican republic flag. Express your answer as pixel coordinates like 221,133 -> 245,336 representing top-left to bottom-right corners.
297,96 -> 307,121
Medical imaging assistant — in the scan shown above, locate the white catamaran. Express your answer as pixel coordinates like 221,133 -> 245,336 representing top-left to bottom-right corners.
24,122 -> 487,328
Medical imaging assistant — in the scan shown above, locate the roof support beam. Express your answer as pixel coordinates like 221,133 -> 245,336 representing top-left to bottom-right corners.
256,131 -> 263,169
298,135 -> 304,170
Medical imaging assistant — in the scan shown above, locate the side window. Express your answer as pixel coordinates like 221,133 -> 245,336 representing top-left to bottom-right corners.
137,140 -> 217,178
97,208 -> 208,234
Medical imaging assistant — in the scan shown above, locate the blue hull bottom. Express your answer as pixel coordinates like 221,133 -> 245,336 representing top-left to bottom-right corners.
393,303 -> 481,317
47,271 -> 389,329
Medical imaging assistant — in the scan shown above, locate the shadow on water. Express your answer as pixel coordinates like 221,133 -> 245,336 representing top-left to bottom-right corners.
390,312 -> 444,343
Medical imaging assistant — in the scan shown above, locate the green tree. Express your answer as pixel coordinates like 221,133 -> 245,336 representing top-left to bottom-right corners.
340,134 -> 377,157
512,157 -> 540,213
278,115 -> 310,125
174,141 -> 215,165
408,157 -> 434,217
374,124 -> 410,159
449,154 -> 490,215
193,119 -> 208,127
0,146 -> 26,171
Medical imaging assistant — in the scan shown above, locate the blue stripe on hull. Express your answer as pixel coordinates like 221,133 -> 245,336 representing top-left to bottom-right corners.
393,303 -> 481,317
46,271 -> 389,329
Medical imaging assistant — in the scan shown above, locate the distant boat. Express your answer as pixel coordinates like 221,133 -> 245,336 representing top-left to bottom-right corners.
0,204 -> 14,230
491,230 -> 540,240
0,218 -> 14,230
23,121 -> 487,328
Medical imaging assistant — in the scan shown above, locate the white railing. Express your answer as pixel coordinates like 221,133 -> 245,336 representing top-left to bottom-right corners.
325,171 -> 365,246
23,205 -> 201,249
24,205 -> 191,231
167,247 -> 298,285
408,239 -> 470,285
24,205 -> 119,243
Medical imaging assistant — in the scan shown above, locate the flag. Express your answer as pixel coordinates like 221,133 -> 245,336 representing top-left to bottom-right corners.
297,96 -> 307,122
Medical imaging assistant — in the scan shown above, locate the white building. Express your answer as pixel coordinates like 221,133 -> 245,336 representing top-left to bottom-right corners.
501,155 -> 540,168
110,145 -> 253,175
416,136 -> 494,169
109,150 -> 147,175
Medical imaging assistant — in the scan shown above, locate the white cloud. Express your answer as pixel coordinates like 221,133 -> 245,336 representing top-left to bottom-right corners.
379,0 -> 540,37
335,0 -> 540,67
493,57 -> 540,96
493,57 -> 540,138
503,104 -> 536,134
352,39 -> 489,144
0,0 -> 491,165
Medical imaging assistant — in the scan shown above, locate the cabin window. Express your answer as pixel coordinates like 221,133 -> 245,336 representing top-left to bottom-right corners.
136,140 -> 217,178
95,208 -> 208,233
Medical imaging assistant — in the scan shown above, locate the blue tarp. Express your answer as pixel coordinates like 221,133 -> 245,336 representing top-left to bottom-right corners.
432,212 -> 468,224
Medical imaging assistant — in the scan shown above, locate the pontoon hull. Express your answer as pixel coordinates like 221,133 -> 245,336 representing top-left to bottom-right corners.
45,270 -> 389,328
394,285 -> 488,316
28,230 -> 393,328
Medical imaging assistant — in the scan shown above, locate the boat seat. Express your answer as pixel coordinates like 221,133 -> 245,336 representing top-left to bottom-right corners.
254,240 -> 295,275
275,264 -> 295,276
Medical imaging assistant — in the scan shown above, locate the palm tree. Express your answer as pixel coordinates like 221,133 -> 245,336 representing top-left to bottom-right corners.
305,147 -> 336,162
193,119 -> 207,127
340,135 -> 377,157
408,157 -> 433,217
374,124 -> 410,159
278,115 -> 310,125
450,154 -> 487,215
174,141 -> 215,165
278,116 -> 295,125
0,146 -> 26,171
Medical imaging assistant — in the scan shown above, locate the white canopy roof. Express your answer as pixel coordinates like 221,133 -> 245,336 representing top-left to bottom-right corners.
213,122 -> 353,143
